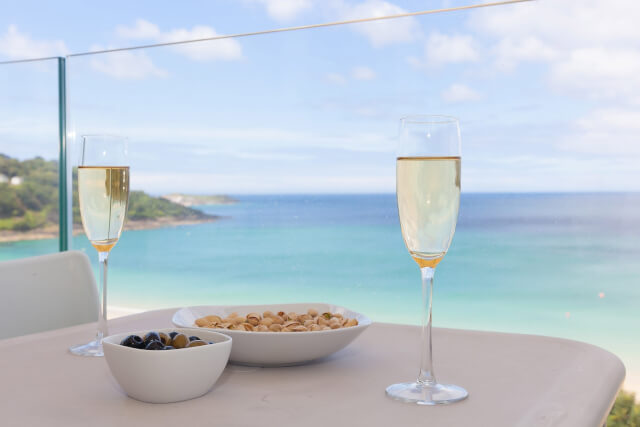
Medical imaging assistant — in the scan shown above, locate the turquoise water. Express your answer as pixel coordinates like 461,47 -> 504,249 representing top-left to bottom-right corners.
2,194 -> 640,379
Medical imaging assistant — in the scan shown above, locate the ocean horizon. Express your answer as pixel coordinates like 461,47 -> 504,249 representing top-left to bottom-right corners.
2,192 -> 639,391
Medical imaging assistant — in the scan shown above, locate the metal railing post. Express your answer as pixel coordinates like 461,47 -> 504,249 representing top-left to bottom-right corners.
57,57 -> 69,251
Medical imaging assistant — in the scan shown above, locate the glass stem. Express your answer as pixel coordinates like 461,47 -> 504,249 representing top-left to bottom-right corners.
96,251 -> 109,341
418,266 -> 436,385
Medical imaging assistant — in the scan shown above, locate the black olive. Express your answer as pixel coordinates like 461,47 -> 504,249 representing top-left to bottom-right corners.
145,341 -> 165,350
163,346 -> 175,350
120,335 -> 144,348
143,332 -> 161,345
169,332 -> 178,339
188,336 -> 201,342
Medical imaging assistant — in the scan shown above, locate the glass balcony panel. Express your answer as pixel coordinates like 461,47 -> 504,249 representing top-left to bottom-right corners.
0,58 -> 61,260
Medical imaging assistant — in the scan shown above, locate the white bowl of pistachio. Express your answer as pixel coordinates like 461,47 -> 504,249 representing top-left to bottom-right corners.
172,303 -> 371,366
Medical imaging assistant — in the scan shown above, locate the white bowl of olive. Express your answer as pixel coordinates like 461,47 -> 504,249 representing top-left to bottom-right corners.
102,328 -> 231,403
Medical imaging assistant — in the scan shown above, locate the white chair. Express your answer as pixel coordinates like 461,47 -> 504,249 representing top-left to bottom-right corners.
0,251 -> 98,340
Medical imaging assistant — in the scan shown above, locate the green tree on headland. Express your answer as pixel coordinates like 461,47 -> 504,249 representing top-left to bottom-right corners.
0,154 -> 211,232
609,391 -> 640,427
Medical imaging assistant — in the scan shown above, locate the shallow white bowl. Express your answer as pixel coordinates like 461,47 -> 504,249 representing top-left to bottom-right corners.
103,328 -> 231,403
172,303 -> 371,366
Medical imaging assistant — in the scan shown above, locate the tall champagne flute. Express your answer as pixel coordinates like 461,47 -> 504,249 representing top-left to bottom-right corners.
70,135 -> 129,357
386,116 -> 467,404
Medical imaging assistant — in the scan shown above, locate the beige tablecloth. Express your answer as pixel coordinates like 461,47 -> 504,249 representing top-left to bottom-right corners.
0,309 -> 624,427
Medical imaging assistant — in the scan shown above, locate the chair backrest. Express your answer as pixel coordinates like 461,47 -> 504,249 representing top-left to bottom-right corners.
0,251 -> 98,340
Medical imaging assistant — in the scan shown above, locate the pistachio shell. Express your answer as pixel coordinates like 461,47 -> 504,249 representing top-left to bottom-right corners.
303,319 -> 314,327
277,311 -> 285,317
242,323 -> 255,331
228,312 -> 239,318
195,318 -> 209,327
297,314 -> 311,323
292,325 -> 308,332
246,313 -> 261,326
345,318 -> 358,327
322,326 -> 331,331
283,320 -> 300,328
256,325 -> 269,332
281,327 -> 293,332
330,323 -> 340,329
205,315 -> 223,323
318,317 -> 329,326
263,310 -> 274,318
333,313 -> 343,319
260,317 -> 274,327
269,324 -> 282,332
219,322 -> 232,329
309,324 -> 322,331
286,312 -> 298,321
271,316 -> 284,325
322,312 -> 332,320
308,308 -> 319,317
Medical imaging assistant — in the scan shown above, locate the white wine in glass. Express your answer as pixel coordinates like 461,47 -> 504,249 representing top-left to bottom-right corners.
70,136 -> 129,357
386,116 -> 468,405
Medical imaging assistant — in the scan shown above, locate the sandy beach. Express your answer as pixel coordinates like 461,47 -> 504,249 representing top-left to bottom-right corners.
0,217 -> 218,244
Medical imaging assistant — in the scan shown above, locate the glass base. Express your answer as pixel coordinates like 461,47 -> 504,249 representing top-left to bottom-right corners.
69,339 -> 104,357
386,382 -> 468,405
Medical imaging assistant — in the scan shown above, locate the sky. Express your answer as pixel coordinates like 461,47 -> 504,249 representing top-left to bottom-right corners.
0,0 -> 639,194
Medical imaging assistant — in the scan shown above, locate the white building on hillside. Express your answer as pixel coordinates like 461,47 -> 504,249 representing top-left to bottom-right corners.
9,176 -> 23,185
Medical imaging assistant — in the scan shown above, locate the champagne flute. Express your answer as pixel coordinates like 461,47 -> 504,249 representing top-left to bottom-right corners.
70,135 -> 129,357
386,115 -> 467,404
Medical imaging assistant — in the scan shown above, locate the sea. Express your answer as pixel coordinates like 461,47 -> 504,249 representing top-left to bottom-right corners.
1,193 -> 639,389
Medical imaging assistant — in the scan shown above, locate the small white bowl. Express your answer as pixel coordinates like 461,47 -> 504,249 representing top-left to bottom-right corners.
103,328 -> 231,403
173,303 -> 371,366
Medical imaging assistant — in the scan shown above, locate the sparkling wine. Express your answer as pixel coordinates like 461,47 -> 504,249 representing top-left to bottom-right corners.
396,156 -> 460,268
78,166 -> 130,252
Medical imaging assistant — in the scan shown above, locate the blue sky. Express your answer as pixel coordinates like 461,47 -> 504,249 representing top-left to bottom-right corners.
0,0 -> 638,194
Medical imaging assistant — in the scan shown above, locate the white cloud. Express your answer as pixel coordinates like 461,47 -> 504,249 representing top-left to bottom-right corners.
423,31 -> 479,66
493,36 -> 558,71
250,0 -> 313,21
134,171 -> 393,194
116,19 -> 242,62
463,154 -> 640,192
107,124 -> 394,153
441,83 -> 481,103
559,108 -> 640,155
89,45 -> 168,80
473,0 -> 640,49
0,25 -> 68,60
338,0 -> 420,47
551,48 -> 640,104
471,0 -> 640,104
158,27 -> 242,61
351,66 -> 376,80
326,72 -> 347,85
115,20 -> 160,39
